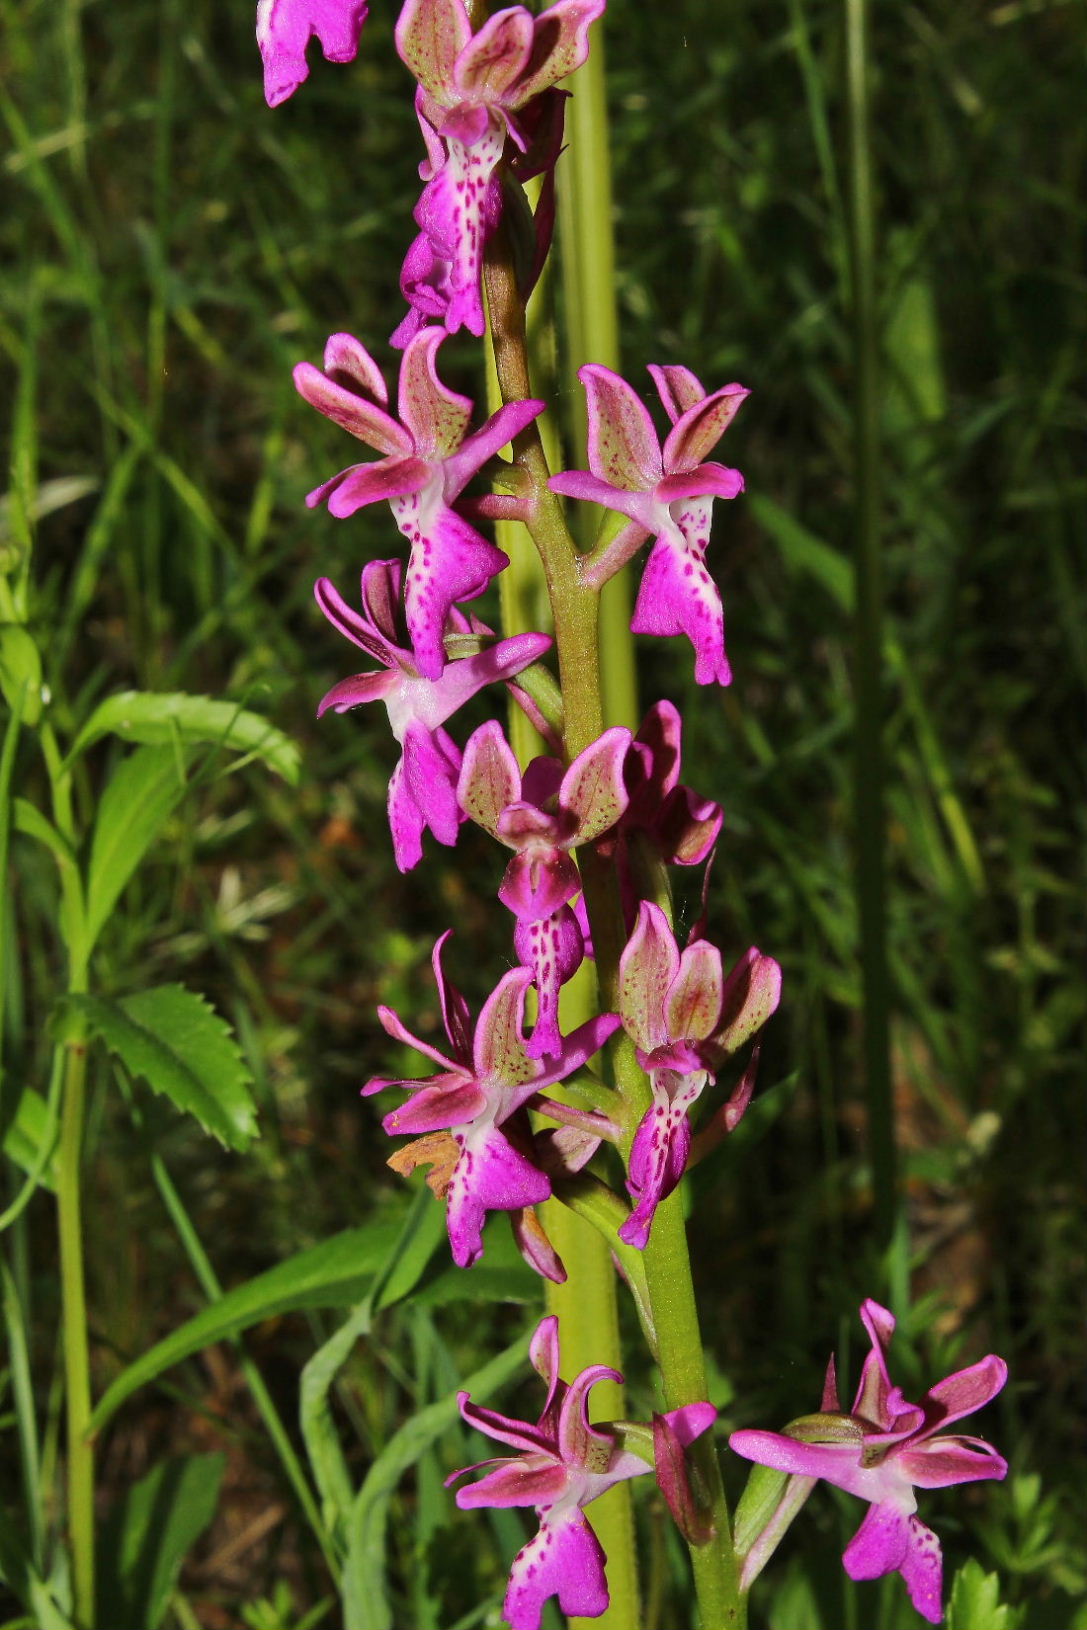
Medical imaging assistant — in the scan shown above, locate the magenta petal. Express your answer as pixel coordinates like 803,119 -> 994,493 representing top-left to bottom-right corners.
516,905 -> 585,1060
922,1354 -> 1009,1430
619,1084 -> 694,1249
444,396 -> 547,498
257,0 -> 368,107
322,458 -> 428,517
455,1458 -> 568,1511
560,726 -> 632,842
500,848 -> 581,922
397,328 -> 473,459
631,529 -> 732,687
397,499 -> 508,679
446,1129 -> 551,1266
656,462 -> 745,504
844,1505 -> 944,1625
843,1500 -> 911,1582
549,468 -> 658,528
401,722 -> 463,847
898,1435 -> 1008,1489
292,359 -> 409,454
458,719 -> 521,837
316,670 -> 396,716
504,1512 -> 609,1630
383,1078 -> 486,1135
729,1431 -> 864,1490
580,362 -> 663,489
454,6 -> 534,103
662,384 -> 749,470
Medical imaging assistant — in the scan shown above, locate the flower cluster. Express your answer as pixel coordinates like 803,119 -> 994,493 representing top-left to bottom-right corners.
262,2 -> 1008,1625
730,1300 -> 1008,1624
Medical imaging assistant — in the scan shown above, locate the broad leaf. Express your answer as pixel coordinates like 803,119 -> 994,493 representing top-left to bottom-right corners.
89,1220 -> 412,1433
96,1454 -> 224,1630
68,690 -> 299,784
58,985 -> 257,1150
1,1086 -> 57,1190
85,746 -> 191,950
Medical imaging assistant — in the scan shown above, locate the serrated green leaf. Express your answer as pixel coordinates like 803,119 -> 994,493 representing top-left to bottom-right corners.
947,1558 -> 1019,1630
60,984 -> 257,1150
85,746 -> 191,951
96,1454 -> 224,1630
89,1221 -> 410,1433
68,690 -> 299,783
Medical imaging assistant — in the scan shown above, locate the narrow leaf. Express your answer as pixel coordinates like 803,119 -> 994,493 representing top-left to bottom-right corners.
342,1335 -> 531,1630
85,746 -> 191,951
59,985 -> 257,1150
68,690 -> 300,784
95,1454 -> 224,1630
89,1222 -> 409,1433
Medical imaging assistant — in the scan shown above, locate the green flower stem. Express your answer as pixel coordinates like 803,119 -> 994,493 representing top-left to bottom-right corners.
556,16 -> 637,733
485,226 -> 744,1630
485,230 -> 640,1630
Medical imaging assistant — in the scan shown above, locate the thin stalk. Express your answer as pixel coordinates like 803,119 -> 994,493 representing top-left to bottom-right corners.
56,1026 -> 94,1627
844,0 -> 898,1259
42,728 -> 94,1625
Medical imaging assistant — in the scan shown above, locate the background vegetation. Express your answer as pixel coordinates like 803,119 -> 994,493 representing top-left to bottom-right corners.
1,0 -> 1083,1625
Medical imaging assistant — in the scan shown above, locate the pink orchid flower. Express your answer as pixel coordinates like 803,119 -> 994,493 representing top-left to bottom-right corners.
617,901 -> 781,1247
294,328 -> 544,678
363,933 -> 620,1271
729,1300 -> 1008,1623
394,0 -> 603,339
550,363 -> 749,685
450,1314 -> 716,1630
256,0 -> 368,108
315,558 -> 550,872
457,718 -> 631,1058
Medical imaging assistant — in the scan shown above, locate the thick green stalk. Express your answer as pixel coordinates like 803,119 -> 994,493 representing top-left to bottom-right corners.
485,230 -> 744,1629
844,0 -> 898,1258
484,229 -> 639,1630
555,27 -> 637,731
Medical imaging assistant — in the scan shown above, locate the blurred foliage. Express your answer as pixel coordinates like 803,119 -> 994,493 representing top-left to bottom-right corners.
1,0 -> 1084,1624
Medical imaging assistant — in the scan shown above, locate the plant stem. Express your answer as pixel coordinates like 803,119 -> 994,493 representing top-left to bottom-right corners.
56,1024 -> 94,1627
844,0 -> 898,1261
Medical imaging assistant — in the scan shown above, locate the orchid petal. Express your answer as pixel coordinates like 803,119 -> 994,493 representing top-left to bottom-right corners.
454,7 -> 534,103
559,726 -> 632,841
511,0 -> 606,107
619,901 -> 681,1054
662,384 -> 749,471
580,362 -> 664,489
292,359 -> 410,455
395,0 -> 469,100
257,0 -> 368,108
631,527 -> 732,687
458,719 -> 522,838
397,328 -> 473,458
504,1511 -> 608,1630
444,396 -> 546,498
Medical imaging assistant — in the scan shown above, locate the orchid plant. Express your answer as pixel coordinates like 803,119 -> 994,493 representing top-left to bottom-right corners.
256,3 -> 1009,1627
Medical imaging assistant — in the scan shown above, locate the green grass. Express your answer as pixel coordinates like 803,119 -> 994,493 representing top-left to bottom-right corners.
2,0 -> 1084,1625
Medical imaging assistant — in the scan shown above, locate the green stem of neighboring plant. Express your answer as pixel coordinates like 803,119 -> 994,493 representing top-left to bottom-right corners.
844,0 -> 901,1282
43,725 -> 95,1627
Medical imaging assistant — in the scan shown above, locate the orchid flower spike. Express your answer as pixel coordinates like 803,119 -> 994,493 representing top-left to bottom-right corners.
363,933 -> 620,1271
551,363 -> 749,685
729,1300 -> 1008,1623
295,328 -> 544,678
617,901 -> 781,1247
315,559 -> 550,872
257,0 -> 368,107
458,719 -> 631,1057
394,0 -> 603,339
449,1315 -> 716,1630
